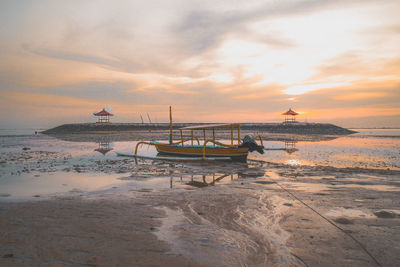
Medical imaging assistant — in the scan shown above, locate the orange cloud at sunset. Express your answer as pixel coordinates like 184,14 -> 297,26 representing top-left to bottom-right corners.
300,106 -> 400,120
334,92 -> 390,101
0,0 -> 399,129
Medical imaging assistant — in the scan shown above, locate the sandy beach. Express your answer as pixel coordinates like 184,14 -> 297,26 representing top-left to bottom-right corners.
2,0 -> 400,265
1,131 -> 400,266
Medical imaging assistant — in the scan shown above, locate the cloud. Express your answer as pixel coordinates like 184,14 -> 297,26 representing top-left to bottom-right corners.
0,91 -> 97,109
334,92 -> 390,101
283,82 -> 350,95
23,44 -> 121,68
41,81 -> 138,103
170,0 -> 381,55
312,51 -> 371,78
293,82 -> 400,110
1,0 -> 400,128
299,105 -> 400,120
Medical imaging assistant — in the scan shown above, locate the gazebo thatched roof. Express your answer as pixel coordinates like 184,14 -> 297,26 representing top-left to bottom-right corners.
282,108 -> 298,116
93,108 -> 114,116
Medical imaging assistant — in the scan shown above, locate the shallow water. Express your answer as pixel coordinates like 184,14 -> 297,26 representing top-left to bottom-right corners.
0,130 -> 399,200
1,130 -> 399,267
251,130 -> 400,170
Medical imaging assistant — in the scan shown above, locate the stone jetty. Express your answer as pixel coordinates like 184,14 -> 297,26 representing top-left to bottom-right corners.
42,122 -> 356,135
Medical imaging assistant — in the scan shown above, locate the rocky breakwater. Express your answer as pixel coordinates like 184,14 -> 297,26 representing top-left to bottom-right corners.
242,122 -> 356,135
42,123 -> 182,134
42,122 -> 356,135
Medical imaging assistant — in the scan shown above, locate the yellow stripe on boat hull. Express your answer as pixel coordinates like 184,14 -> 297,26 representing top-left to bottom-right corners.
154,144 -> 249,158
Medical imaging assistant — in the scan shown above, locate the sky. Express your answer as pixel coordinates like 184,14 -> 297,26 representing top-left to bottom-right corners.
1,0 -> 399,129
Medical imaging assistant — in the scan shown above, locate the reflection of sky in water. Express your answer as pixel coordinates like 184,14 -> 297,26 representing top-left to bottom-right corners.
2,131 -> 400,170
1,130 -> 399,200
325,208 -> 376,218
278,181 -> 400,194
351,129 -> 400,137
0,172 -> 127,201
0,134 -> 252,200
286,159 -> 304,166
250,132 -> 400,170
2,131 -> 400,171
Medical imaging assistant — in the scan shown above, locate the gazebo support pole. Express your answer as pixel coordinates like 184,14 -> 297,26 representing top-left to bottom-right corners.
169,106 -> 173,144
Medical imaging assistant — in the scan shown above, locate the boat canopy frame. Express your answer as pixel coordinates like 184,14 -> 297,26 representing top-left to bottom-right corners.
178,123 -> 242,147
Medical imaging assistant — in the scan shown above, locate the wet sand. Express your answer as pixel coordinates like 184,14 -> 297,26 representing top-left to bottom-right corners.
1,132 -> 400,266
0,196 -> 202,267
1,165 -> 399,266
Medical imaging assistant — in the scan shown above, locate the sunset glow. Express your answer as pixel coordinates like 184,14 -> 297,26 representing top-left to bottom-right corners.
1,0 -> 399,128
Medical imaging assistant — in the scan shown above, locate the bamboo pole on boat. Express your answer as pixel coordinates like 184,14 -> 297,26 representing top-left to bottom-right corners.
180,129 -> 184,147
230,125 -> 233,145
169,106 -> 173,144
212,128 -> 215,147
238,125 -> 241,145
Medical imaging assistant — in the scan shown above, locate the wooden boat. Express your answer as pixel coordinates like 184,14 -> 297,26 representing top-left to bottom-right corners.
134,107 -> 264,161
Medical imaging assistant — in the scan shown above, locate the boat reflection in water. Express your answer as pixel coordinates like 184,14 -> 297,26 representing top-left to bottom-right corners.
169,169 -> 265,189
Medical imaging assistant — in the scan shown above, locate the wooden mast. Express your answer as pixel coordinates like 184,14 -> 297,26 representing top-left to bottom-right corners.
169,106 -> 173,144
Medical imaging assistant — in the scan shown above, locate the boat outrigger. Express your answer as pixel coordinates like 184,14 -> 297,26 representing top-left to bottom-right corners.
132,107 -> 265,161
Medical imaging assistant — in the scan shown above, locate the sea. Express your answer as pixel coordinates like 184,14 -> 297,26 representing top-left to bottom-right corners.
0,128 -> 399,200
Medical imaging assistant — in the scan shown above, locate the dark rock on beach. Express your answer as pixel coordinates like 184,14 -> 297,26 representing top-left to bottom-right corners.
2,254 -> 13,258
334,217 -> 354,224
374,210 -> 397,218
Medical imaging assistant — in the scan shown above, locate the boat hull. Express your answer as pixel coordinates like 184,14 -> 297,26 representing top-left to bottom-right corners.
154,144 -> 248,161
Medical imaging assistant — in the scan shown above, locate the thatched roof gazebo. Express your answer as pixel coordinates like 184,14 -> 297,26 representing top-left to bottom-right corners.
282,108 -> 299,123
93,108 -> 114,123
